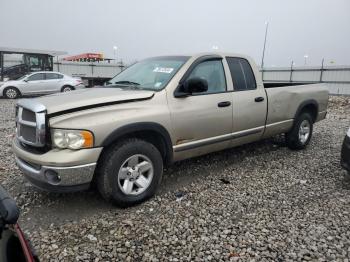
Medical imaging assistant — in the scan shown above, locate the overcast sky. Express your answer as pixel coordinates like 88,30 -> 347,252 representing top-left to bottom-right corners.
0,0 -> 349,66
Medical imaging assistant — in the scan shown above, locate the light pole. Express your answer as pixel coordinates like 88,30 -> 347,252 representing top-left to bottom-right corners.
261,21 -> 269,70
113,46 -> 118,64
304,54 -> 309,65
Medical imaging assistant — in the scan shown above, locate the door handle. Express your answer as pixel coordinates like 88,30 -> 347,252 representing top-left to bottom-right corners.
218,101 -> 231,107
255,97 -> 265,102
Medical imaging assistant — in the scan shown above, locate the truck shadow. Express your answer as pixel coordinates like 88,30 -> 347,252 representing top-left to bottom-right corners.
161,136 -> 286,192
20,137 -> 287,230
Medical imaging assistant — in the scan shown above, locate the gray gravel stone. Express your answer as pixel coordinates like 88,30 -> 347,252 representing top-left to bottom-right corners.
0,96 -> 350,261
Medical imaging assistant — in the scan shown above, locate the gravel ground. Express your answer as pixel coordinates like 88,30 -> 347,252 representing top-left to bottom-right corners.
1,96 -> 350,261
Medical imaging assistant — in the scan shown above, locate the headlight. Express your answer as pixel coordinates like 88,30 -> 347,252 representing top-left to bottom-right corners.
52,129 -> 94,149
347,128 -> 350,138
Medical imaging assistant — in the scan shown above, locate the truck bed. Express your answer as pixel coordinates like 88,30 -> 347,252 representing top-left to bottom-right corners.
264,83 -> 329,127
264,82 -> 319,88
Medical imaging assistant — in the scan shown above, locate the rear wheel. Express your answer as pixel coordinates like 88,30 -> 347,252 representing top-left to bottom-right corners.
61,86 -> 74,92
3,87 -> 20,99
285,112 -> 313,150
97,139 -> 163,207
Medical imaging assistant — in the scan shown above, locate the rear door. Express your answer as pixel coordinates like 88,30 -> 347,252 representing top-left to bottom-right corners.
225,57 -> 267,145
45,73 -> 64,93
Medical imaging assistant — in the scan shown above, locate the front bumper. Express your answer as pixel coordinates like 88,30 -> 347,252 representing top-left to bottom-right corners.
12,139 -> 102,192
341,135 -> 350,173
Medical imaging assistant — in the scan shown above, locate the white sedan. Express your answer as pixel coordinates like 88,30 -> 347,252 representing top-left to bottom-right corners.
0,71 -> 85,99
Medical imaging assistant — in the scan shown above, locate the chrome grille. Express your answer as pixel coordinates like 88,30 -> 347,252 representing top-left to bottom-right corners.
19,124 -> 36,143
22,108 -> 36,122
16,100 -> 46,147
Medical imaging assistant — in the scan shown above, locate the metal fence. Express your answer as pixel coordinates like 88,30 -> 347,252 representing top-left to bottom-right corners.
262,65 -> 350,95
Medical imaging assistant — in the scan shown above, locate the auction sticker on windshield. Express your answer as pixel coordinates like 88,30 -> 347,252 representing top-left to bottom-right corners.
153,67 -> 174,74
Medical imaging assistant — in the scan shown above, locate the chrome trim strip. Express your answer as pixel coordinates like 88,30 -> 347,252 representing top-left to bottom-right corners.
174,133 -> 232,152
173,126 -> 264,152
18,119 -> 36,127
231,127 -> 264,139
265,119 -> 293,128
42,162 -> 96,170
36,112 -> 46,146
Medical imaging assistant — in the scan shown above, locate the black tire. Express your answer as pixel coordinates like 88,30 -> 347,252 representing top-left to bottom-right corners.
61,85 -> 74,92
3,87 -> 20,99
97,138 -> 163,207
285,112 -> 313,150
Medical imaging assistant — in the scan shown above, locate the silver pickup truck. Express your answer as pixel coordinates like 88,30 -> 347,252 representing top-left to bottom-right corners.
12,52 -> 328,206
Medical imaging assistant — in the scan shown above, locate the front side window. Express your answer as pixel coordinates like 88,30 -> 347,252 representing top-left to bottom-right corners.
107,56 -> 189,91
27,73 -> 45,81
226,57 -> 256,91
187,60 -> 226,94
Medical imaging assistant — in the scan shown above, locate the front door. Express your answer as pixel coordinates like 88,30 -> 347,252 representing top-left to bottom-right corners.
25,73 -> 46,94
167,58 -> 233,160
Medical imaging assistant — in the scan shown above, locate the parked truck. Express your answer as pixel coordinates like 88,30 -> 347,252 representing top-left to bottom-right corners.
12,53 -> 329,206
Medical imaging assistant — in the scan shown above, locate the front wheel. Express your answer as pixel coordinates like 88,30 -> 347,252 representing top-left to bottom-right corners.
285,113 -> 313,150
3,87 -> 20,99
97,139 -> 163,207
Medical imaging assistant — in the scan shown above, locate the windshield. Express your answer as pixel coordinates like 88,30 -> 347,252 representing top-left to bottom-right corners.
17,74 -> 29,80
106,56 -> 189,91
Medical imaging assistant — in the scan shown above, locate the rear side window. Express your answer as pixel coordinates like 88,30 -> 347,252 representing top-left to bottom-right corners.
226,57 -> 256,91
45,73 -> 63,80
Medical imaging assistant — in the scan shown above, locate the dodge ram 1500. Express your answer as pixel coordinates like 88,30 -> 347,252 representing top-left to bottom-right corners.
12,53 -> 329,206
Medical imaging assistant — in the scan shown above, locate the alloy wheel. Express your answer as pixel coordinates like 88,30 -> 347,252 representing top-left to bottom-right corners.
117,154 -> 154,195
298,119 -> 311,144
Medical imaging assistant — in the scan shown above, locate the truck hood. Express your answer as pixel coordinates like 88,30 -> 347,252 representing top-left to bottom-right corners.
22,88 -> 155,115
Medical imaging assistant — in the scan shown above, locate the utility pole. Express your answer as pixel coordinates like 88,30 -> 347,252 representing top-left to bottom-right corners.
261,22 -> 269,79
290,60 -> 294,82
320,58 -> 324,82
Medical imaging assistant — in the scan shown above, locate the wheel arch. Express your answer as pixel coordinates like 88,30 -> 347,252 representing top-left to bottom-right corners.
61,85 -> 75,92
3,86 -> 21,97
101,122 -> 173,165
294,99 -> 319,123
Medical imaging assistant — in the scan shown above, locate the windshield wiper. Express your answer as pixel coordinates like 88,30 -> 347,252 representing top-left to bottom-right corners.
113,81 -> 140,86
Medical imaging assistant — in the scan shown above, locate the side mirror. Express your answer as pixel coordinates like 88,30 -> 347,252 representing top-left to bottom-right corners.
23,79 -> 28,82
183,77 -> 208,93
175,77 -> 208,97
